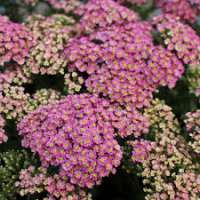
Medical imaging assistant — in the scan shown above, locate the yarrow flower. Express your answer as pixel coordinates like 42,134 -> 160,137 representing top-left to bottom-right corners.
156,0 -> 198,23
0,64 -> 31,120
0,114 -> 7,144
46,0 -> 82,13
64,72 -> 84,94
65,22 -> 184,109
185,110 -> 200,154
0,15 -> 34,65
18,94 -> 125,188
75,0 -> 139,33
0,65 -> 62,121
16,166 -> 92,200
189,0 -> 200,10
115,0 -> 148,5
26,89 -> 62,113
127,99 -> 200,200
24,14 -> 77,75
128,140 -> 154,163
152,14 -> 200,67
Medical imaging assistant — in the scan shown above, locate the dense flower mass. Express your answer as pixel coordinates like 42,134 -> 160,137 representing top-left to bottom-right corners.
0,64 -> 31,120
64,72 -> 84,94
0,64 -> 61,120
0,114 -> 7,144
116,0 -> 148,5
26,89 -> 62,112
65,21 -> 184,109
0,16 -> 34,65
156,0 -> 198,23
152,14 -> 200,67
0,1 -> 200,199
127,99 -> 200,200
189,0 -> 200,10
76,0 -> 139,33
16,166 -> 92,200
24,14 -> 77,75
185,110 -> 200,154
128,140 -> 154,163
47,0 -> 82,13
18,94 -> 124,188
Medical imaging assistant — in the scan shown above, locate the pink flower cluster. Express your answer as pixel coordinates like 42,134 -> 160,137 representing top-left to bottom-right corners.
153,14 -> 200,67
17,94 -> 125,188
153,14 -> 200,96
16,166 -> 92,200
0,15 -> 34,65
75,0 -> 139,33
46,0 -> 82,13
155,0 -> 199,23
0,115 -> 8,144
65,22 -> 153,74
116,0 -> 148,5
189,0 -> 200,9
65,22 -> 184,109
16,166 -> 46,196
185,110 -> 200,154
128,140 -> 154,163
45,170 -> 92,200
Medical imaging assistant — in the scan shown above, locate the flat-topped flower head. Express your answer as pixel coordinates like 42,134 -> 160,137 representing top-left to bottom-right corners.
18,94 -> 126,187
156,0 -> 198,23
152,14 -> 200,67
0,16 -> 34,65
47,0 -> 82,13
65,22 -> 184,109
128,139 -> 154,163
16,166 -> 92,200
116,0 -> 148,5
127,99 -> 200,200
76,0 -> 139,33
24,14 -> 77,75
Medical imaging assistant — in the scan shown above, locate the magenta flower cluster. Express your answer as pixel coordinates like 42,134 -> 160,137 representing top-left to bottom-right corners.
1,0 -> 200,198
128,139 -> 154,163
75,0 -> 139,33
17,94 -> 125,188
0,16 -> 34,65
65,21 -> 184,109
156,0 -> 199,23
189,0 -> 200,9
116,0 -> 147,5
153,14 -> 200,67
47,0 -> 82,13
